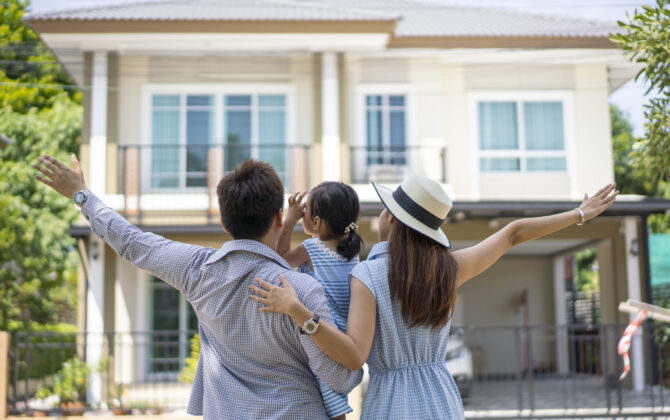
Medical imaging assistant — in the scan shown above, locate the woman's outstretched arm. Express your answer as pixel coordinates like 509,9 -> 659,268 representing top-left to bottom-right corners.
250,274 -> 376,371
453,183 -> 618,286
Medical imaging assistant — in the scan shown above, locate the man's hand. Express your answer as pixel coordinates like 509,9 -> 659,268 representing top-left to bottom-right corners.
34,154 -> 87,199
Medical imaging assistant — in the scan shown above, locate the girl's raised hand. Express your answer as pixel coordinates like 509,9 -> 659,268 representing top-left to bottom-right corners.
286,191 -> 307,223
250,274 -> 303,318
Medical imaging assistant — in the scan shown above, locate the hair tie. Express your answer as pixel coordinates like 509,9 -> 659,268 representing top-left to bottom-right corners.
344,222 -> 358,235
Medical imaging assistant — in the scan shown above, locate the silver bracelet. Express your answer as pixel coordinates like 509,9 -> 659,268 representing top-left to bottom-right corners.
575,208 -> 585,226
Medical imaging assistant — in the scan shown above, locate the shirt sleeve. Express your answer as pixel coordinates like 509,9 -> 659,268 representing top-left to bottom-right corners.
350,262 -> 375,298
80,192 -> 211,298
292,274 -> 363,394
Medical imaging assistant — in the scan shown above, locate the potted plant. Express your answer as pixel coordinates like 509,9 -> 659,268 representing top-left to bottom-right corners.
109,383 -> 131,415
36,357 -> 91,416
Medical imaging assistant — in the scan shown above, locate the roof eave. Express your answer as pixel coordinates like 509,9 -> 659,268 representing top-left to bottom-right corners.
387,35 -> 618,49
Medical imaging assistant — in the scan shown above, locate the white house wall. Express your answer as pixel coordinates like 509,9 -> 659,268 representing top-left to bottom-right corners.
456,257 -> 555,375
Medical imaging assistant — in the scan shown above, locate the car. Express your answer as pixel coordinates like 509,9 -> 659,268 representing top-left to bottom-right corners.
446,332 -> 473,399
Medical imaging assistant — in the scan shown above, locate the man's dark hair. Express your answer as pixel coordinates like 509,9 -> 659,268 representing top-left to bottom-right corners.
217,160 -> 284,240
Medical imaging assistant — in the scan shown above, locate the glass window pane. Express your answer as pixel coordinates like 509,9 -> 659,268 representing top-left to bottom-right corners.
225,95 -> 251,106
524,102 -> 564,150
366,109 -> 383,165
527,157 -> 566,171
186,108 -> 211,188
480,157 -> 520,172
259,95 -> 285,107
389,95 -> 405,106
187,95 -> 212,106
479,102 -> 518,150
259,109 -> 286,182
151,107 -> 179,188
153,95 -> 179,107
150,277 -> 180,373
366,95 -> 382,106
389,110 -> 406,165
225,109 -> 251,170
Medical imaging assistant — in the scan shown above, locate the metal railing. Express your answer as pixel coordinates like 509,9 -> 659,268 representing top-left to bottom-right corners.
117,143 -> 311,225
8,330 -> 197,416
349,145 -> 447,184
8,324 -> 670,417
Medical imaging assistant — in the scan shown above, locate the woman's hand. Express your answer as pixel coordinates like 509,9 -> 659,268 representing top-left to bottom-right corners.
579,183 -> 619,221
285,191 -> 307,224
250,275 -> 311,322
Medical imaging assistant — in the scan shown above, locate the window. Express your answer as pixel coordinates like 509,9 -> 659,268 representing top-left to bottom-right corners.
148,276 -> 197,375
151,95 -> 213,189
478,100 -> 566,172
224,94 -> 287,182
148,89 -> 289,190
365,94 -> 406,165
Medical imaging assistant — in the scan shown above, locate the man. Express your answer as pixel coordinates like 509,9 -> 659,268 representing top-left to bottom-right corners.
34,154 -> 362,419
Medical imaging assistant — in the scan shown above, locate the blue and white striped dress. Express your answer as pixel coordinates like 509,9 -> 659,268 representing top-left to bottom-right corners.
351,241 -> 465,420
299,238 -> 359,418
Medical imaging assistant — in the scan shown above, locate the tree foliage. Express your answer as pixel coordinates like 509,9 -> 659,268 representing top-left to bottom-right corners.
611,0 -> 670,182
0,0 -> 80,112
0,0 -> 82,331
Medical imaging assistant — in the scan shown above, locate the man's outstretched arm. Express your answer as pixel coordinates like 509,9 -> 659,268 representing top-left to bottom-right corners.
34,154 -> 211,297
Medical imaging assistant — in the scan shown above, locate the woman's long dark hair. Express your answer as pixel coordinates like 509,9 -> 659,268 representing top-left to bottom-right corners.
309,181 -> 363,261
389,222 -> 459,329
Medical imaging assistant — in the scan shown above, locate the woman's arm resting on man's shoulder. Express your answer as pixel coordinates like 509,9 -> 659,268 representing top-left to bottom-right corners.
453,183 -> 618,287
250,274 -> 376,371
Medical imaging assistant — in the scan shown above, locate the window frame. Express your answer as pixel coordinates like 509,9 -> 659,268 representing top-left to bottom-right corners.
354,84 -> 415,169
469,91 -> 575,175
141,84 -> 295,193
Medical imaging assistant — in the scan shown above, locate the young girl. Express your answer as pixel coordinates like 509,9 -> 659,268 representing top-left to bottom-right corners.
275,181 -> 363,420
253,175 -> 618,419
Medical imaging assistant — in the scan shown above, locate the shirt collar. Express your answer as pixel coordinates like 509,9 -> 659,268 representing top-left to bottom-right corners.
204,239 -> 292,270
367,241 -> 390,260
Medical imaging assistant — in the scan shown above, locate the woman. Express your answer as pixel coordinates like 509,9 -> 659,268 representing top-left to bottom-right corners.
251,175 -> 618,419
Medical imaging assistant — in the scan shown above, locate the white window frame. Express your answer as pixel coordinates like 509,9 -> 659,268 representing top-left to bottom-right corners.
469,91 -> 575,176
145,275 -> 195,379
141,84 -> 296,193
353,84 -> 415,183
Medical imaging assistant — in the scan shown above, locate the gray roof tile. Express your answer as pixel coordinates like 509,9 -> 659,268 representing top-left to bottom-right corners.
25,0 -> 620,38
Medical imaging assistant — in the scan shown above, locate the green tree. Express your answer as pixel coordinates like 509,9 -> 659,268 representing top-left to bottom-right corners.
0,0 -> 80,112
0,96 -> 82,331
611,0 -> 670,183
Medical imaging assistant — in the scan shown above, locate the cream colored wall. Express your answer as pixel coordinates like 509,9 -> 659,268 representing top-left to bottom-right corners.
457,257 -> 556,374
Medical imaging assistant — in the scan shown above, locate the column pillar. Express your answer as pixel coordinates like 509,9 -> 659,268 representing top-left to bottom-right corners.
89,51 -> 108,194
86,238 -> 105,406
321,52 -> 340,181
553,256 -> 569,374
624,216 -> 645,392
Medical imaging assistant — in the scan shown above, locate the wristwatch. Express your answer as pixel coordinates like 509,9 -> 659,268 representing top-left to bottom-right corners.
301,314 -> 320,335
73,190 -> 88,207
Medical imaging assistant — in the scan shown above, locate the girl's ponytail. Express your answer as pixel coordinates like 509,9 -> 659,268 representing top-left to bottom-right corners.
337,223 -> 363,261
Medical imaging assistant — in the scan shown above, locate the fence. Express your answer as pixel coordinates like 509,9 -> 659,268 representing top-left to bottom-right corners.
349,145 -> 447,184
7,324 -> 670,418
117,143 -> 311,225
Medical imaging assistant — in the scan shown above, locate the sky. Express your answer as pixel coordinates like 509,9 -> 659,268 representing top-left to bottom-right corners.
29,0 -> 655,135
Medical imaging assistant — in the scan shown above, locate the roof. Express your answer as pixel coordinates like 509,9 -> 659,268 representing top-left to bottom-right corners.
25,0 -> 619,41
24,0 -> 399,22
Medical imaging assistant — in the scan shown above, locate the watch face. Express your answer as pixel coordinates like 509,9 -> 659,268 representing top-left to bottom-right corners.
74,191 -> 85,205
304,321 -> 317,334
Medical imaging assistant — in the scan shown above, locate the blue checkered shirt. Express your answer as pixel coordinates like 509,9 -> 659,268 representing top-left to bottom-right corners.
81,192 -> 363,420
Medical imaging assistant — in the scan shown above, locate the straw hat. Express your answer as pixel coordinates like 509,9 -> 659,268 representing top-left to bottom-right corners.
372,174 -> 452,248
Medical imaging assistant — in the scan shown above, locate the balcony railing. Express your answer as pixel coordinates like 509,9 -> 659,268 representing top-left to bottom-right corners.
117,143 -> 310,225
349,145 -> 447,184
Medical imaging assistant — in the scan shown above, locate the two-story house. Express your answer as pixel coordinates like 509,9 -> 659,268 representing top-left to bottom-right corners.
26,0 -> 670,410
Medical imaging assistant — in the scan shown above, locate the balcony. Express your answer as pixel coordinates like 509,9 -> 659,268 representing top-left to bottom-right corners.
116,143 -> 311,225
349,145 -> 447,184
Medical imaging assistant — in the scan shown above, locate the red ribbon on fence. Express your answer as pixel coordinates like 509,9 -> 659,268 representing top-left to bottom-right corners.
617,310 -> 648,381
